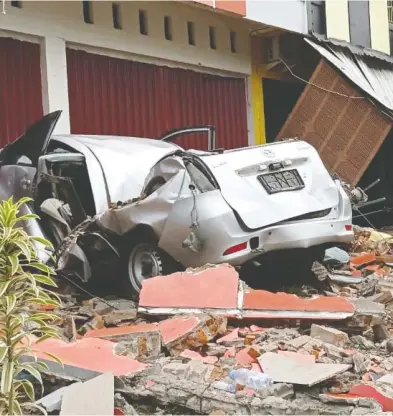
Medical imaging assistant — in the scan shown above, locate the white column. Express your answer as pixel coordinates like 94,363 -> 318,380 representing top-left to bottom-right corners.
40,36 -> 70,134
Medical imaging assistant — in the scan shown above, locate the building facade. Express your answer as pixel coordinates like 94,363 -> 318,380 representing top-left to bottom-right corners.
0,0 -> 391,151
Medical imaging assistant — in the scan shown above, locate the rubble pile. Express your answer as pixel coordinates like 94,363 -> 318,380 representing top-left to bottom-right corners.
24,226 -> 393,414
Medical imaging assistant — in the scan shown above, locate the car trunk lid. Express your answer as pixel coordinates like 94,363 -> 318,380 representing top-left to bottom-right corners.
199,140 -> 339,230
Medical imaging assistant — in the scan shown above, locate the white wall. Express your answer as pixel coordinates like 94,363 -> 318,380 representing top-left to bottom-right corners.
0,1 -> 251,75
246,0 -> 308,34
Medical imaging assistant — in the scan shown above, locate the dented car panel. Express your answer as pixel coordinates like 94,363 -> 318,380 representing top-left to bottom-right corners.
0,111 -> 354,293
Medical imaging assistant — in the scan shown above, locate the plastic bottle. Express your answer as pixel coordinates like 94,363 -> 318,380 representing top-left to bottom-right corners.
212,381 -> 236,393
229,369 -> 273,391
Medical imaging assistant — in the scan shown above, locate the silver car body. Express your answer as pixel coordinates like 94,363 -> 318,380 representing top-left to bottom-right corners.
0,111 -> 353,279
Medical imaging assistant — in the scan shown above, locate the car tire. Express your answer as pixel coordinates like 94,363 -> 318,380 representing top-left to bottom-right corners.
121,241 -> 168,299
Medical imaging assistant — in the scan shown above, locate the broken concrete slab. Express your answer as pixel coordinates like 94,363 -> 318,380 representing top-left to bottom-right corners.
310,324 -> 349,347
31,337 -> 147,376
243,290 -> 355,320
277,350 -> 316,363
258,352 -> 350,386
85,323 -> 162,359
158,315 -> 227,356
349,384 -> 393,412
60,372 -> 114,415
285,335 -> 312,350
36,385 -> 75,413
347,298 -> 386,329
138,265 -> 355,321
139,263 -> 239,312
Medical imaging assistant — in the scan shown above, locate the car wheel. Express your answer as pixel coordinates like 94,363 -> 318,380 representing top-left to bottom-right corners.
123,242 -> 165,297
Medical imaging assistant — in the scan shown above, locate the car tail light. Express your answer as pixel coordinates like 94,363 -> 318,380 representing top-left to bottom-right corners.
345,225 -> 352,231
223,242 -> 247,256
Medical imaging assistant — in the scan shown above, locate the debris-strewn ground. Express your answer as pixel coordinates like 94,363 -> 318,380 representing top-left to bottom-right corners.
27,225 -> 393,414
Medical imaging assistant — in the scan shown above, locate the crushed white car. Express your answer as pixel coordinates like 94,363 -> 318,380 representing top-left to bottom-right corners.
0,111 -> 353,297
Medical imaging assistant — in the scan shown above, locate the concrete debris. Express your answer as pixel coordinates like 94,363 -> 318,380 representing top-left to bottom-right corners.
60,372 -> 114,415
310,324 -> 350,347
26,226 -> 393,415
257,352 -> 351,386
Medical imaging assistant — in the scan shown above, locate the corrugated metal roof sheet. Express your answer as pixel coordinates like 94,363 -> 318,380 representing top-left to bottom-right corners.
305,38 -> 393,118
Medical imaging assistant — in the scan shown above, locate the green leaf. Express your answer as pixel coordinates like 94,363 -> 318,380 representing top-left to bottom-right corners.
14,241 -> 31,262
14,197 -> 32,210
9,255 -> 19,275
20,379 -> 35,402
0,347 -> 8,364
33,274 -> 58,287
0,280 -> 11,297
4,295 -> 17,315
0,361 -> 14,394
11,399 -> 22,416
42,352 -> 62,367
30,236 -> 53,248
29,262 -> 53,275
16,364 -> 42,385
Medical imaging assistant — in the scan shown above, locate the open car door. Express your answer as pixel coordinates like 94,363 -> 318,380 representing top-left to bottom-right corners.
0,110 -> 62,201
158,126 -> 216,151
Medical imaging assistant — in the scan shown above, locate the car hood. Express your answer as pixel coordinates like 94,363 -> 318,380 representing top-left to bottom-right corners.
199,140 -> 339,230
62,135 -> 178,204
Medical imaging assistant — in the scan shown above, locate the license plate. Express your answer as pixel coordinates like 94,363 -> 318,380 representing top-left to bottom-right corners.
258,169 -> 305,194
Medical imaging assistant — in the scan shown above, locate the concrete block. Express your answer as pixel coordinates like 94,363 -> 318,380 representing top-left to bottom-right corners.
60,372 -> 114,415
310,324 -> 349,347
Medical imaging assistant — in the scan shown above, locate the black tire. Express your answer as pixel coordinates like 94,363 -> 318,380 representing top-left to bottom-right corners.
121,241 -> 171,300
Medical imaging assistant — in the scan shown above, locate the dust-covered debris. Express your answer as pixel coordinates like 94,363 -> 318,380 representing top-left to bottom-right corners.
28,223 -> 393,415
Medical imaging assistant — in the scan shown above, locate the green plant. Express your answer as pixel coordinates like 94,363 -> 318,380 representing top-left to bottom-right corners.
0,197 -> 61,415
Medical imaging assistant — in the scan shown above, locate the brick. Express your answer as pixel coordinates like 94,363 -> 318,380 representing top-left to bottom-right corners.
216,328 -> 243,346
31,338 -> 147,376
158,315 -> 227,356
139,263 -> 239,309
310,325 -> 349,347
235,347 -> 258,365
350,253 -> 376,268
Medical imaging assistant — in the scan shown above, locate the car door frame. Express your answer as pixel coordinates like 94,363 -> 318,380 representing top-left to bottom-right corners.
158,126 -> 216,151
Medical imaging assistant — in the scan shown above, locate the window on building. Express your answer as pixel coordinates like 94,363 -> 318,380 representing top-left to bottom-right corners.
11,1 -> 21,8
112,3 -> 122,30
307,1 -> 326,36
230,31 -> 237,53
83,0 -> 93,24
164,16 -> 172,40
209,26 -> 216,50
139,10 -> 148,35
187,21 -> 195,46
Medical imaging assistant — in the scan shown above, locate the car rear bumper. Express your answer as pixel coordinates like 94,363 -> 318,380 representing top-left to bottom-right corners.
221,217 -> 354,266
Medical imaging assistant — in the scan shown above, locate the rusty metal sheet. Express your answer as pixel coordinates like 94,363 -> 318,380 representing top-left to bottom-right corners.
0,37 -> 43,146
66,48 -> 248,150
276,58 -> 392,185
